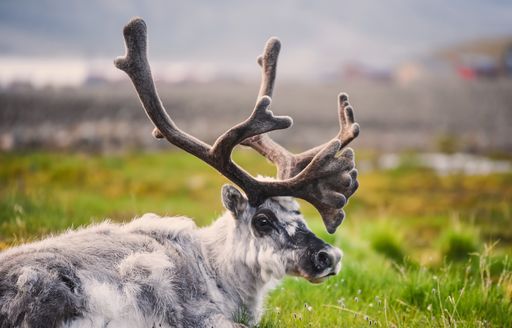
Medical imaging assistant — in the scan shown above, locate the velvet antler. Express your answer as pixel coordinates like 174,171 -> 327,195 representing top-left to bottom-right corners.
115,17 -> 360,233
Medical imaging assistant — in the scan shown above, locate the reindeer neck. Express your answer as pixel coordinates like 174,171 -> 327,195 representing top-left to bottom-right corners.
197,212 -> 277,322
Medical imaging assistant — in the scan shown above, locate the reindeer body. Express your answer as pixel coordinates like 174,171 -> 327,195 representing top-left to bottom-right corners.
0,194 -> 338,328
0,214 -> 267,327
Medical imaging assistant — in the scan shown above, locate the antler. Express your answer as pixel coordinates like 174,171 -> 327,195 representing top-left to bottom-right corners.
115,17 -> 360,233
242,38 -> 360,179
241,37 -> 360,229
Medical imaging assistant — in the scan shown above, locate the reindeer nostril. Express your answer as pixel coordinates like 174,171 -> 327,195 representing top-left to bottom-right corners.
315,250 -> 332,270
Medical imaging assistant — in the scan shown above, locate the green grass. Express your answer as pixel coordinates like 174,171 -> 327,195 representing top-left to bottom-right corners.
1,151 -> 511,327
439,225 -> 481,262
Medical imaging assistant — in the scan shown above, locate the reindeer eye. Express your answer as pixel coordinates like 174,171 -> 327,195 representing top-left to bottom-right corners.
255,216 -> 270,227
252,212 -> 275,235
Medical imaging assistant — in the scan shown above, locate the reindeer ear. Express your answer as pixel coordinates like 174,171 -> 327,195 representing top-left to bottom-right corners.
221,185 -> 248,218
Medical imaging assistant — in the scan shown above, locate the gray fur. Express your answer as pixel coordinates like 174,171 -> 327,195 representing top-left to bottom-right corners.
0,188 -> 341,327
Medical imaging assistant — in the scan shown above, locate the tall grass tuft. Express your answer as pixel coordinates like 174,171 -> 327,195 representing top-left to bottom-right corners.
439,224 -> 481,262
368,223 -> 407,265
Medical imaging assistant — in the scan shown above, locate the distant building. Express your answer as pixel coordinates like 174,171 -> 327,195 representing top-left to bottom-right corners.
436,37 -> 512,79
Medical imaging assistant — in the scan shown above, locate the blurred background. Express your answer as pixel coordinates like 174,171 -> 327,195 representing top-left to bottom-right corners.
1,1 -> 511,326
1,0 -> 512,155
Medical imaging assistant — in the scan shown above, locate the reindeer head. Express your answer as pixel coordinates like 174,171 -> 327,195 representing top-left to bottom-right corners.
115,18 -> 360,280
221,184 -> 342,283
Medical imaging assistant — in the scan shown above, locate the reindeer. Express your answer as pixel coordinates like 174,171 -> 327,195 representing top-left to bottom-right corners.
0,18 -> 360,328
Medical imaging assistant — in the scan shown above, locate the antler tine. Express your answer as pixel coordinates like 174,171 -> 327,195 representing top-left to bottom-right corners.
241,37 -> 297,179
288,93 -> 361,176
285,141 -> 359,233
257,37 -> 280,98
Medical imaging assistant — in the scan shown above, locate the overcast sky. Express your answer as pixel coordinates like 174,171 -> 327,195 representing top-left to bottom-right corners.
1,0 -> 511,85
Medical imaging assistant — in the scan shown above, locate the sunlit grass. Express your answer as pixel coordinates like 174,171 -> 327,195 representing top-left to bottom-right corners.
0,151 -> 511,326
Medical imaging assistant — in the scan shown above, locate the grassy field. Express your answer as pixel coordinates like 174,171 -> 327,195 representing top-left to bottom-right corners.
0,151 -> 511,327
